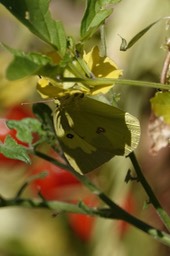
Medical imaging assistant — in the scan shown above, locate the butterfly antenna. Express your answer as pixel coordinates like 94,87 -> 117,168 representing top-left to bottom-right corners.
21,99 -> 54,105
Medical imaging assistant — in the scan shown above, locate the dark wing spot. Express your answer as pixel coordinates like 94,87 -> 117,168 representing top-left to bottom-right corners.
66,133 -> 74,139
96,127 -> 105,134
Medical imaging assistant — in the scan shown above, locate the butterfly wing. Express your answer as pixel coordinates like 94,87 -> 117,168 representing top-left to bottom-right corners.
54,96 -> 140,174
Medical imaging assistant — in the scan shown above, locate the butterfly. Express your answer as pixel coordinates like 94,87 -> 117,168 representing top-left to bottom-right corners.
53,92 -> 140,174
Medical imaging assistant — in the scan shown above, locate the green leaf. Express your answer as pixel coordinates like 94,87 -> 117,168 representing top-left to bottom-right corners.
0,0 -> 67,56
150,92 -> 170,124
2,44 -> 54,80
80,0 -> 114,40
32,103 -> 55,135
0,135 -> 31,164
7,118 -> 42,144
33,103 -> 61,151
120,19 -> 160,51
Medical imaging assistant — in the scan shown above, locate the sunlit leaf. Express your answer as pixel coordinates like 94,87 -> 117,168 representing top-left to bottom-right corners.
0,135 -> 31,163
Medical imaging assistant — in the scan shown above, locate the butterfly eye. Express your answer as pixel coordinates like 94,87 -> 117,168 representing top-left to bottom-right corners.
66,133 -> 74,139
73,92 -> 84,99
96,127 -> 105,134
80,93 -> 84,98
74,93 -> 80,97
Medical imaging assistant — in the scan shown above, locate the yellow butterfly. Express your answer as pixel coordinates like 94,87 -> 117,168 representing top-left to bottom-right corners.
53,92 -> 140,174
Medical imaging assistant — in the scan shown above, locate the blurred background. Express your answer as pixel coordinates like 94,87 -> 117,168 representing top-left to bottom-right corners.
0,0 -> 170,255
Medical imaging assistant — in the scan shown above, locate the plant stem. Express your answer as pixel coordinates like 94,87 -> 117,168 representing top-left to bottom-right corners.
35,150 -> 70,171
61,77 -> 170,90
100,24 -> 107,57
0,196 -> 87,214
1,194 -> 170,246
34,151 -> 170,246
129,152 -> 170,232
160,51 -> 170,84
98,208 -> 170,247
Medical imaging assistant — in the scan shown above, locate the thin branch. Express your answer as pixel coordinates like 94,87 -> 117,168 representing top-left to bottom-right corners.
34,151 -> 170,246
34,150 -> 70,171
160,50 -> 170,84
1,194 -> 170,246
129,152 -> 170,232
100,23 -> 107,57
59,77 -> 170,90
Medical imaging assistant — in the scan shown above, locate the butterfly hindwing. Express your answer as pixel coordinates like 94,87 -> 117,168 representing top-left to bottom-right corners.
54,95 -> 140,174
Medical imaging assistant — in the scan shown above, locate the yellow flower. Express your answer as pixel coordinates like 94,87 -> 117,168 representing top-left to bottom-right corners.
37,77 -> 64,99
83,46 -> 122,94
37,46 -> 122,98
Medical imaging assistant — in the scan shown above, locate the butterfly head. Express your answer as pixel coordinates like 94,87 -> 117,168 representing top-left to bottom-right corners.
54,91 -> 85,107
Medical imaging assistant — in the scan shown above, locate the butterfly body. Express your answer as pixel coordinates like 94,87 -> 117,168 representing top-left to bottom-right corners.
54,93 -> 140,174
